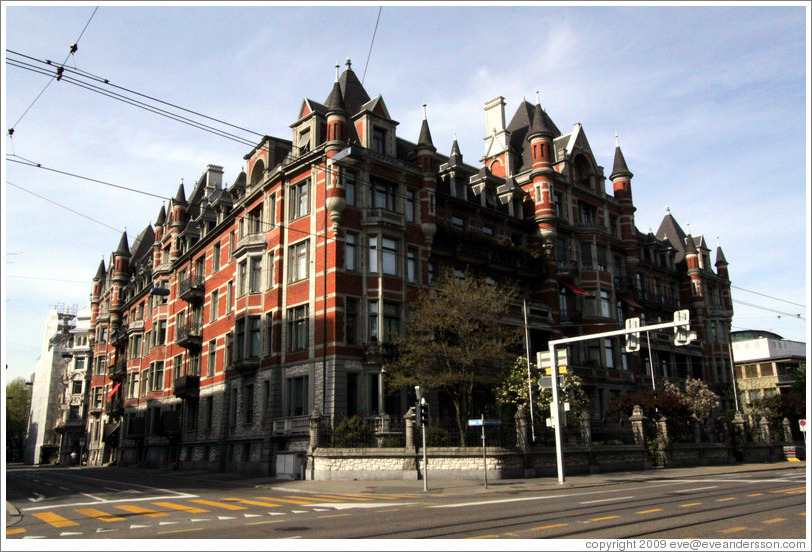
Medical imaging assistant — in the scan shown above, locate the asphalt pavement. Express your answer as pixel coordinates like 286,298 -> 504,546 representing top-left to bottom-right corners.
6,459 -> 806,528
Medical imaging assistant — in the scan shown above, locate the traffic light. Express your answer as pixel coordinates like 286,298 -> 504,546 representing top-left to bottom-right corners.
418,399 -> 429,427
625,317 -> 641,352
673,309 -> 697,345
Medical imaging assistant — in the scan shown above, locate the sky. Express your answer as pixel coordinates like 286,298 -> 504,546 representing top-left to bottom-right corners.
2,2 -> 809,385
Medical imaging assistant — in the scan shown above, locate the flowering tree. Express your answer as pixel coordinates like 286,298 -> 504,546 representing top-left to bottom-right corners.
683,376 -> 720,421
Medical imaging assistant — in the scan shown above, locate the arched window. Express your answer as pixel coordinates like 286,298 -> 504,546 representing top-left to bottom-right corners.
250,160 -> 265,187
573,155 -> 593,190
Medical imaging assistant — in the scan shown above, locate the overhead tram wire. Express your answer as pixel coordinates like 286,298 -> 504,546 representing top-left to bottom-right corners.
6,180 -> 122,233
7,6 -> 98,135
362,6 -> 383,85
731,284 -> 805,309
731,298 -> 805,320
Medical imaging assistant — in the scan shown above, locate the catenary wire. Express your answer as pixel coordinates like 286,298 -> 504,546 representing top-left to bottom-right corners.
7,7 -> 98,133
731,284 -> 805,309
362,6 -> 382,85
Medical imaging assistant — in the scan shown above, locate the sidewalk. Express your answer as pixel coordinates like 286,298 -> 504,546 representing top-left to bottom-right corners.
6,460 -> 804,528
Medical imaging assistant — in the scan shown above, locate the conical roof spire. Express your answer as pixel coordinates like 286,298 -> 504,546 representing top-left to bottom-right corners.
684,233 -> 698,255
448,134 -> 463,166
93,259 -> 106,281
417,104 -> 434,149
325,64 -> 347,114
715,240 -> 728,266
155,204 -> 166,226
115,231 -> 131,257
173,182 -> 187,206
527,102 -> 552,140
609,134 -> 633,180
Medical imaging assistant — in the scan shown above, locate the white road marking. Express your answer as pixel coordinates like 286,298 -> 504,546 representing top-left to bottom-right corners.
314,502 -> 413,510
244,514 -> 263,518
130,524 -> 150,529
159,521 -> 179,526
218,516 -> 235,520
28,493 -> 45,503
95,528 -> 116,533
60,532 -> 83,536
82,493 -> 106,502
190,518 -> 210,523
674,486 -> 719,493
580,496 -> 634,504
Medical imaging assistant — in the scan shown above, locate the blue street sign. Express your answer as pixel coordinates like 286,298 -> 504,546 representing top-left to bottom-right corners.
468,419 -> 502,427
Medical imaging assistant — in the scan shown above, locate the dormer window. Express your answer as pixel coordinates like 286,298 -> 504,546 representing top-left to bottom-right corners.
299,129 -> 311,155
372,127 -> 386,154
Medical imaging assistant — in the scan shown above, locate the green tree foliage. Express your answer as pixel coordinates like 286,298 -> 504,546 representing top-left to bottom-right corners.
385,270 -> 521,445
6,377 -> 31,460
331,415 -> 374,448
496,356 -> 589,425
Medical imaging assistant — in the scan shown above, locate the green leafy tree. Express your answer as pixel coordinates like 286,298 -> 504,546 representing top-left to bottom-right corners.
386,270 -> 521,445
6,377 -> 31,461
496,356 -> 589,425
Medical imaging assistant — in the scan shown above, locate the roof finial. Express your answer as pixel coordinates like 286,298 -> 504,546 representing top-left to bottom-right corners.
335,63 -> 340,82
665,205 -> 671,215
716,236 -> 721,247
686,223 -> 692,234
422,103 -> 427,120
615,132 -> 620,148
345,57 -> 352,69
536,89 -> 540,105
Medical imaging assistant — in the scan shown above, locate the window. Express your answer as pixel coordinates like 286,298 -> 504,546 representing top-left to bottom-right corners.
407,247 -> 418,283
372,127 -> 386,154
235,319 -> 246,362
248,316 -> 261,358
368,235 -> 398,275
225,333 -> 233,368
604,339 -> 615,369
453,179 -> 466,200
212,242 -> 221,272
287,305 -> 309,352
207,340 -> 216,377
579,202 -> 597,224
405,189 -> 416,222
75,357 -> 85,371
371,178 -> 397,211
368,300 -> 379,342
600,291 -> 611,318
268,193 -> 277,228
249,256 -> 262,294
93,387 -> 104,408
238,260 -> 247,296
152,361 -> 164,392
207,291 -> 217,323
229,231 -> 235,260
345,171 -> 356,206
227,281 -> 233,312
244,384 -> 254,425
266,251 -> 275,289
72,380 -> 82,395
204,396 -> 213,430
580,242 -> 593,269
596,245 -> 608,272
156,320 -> 167,345
288,240 -> 309,282
554,191 -> 565,218
248,205 -> 263,235
130,335 -> 142,359
383,302 -> 400,342
265,312 -> 274,355
290,179 -> 310,220
482,224 -> 495,236
452,215 -> 465,230
287,376 -> 309,416
345,298 -> 359,345
345,233 -> 357,271
368,235 -> 378,273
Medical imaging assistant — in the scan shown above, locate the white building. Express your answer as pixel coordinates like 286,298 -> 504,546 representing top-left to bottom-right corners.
24,305 -> 77,464
730,330 -> 806,406
55,306 -> 93,465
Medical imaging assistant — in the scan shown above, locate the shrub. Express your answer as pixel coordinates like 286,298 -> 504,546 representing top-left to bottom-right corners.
331,415 -> 374,448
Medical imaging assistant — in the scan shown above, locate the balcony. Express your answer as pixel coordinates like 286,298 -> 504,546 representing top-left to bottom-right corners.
178,273 -> 205,304
105,400 -> 124,418
230,357 -> 260,374
128,319 -> 145,333
614,276 -> 636,291
362,207 -> 405,229
173,374 -> 200,399
176,322 -> 202,350
234,231 -> 266,256
363,341 -> 398,365
111,326 -> 129,345
108,359 -> 126,381
272,416 -> 310,436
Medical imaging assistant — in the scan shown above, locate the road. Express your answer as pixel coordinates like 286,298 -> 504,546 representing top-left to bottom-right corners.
4,463 -> 807,541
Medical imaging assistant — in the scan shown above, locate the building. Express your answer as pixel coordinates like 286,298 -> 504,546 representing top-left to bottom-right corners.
87,60 -> 733,475
24,304 -> 78,465
730,330 -> 806,408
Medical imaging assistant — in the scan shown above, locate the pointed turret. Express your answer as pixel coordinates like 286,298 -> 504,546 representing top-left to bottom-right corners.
173,182 -> 187,206
715,243 -> 729,281
155,204 -> 166,226
416,104 -> 436,173
325,64 -> 348,152
448,136 -> 463,167
115,231 -> 130,257
417,115 -> 434,150
609,140 -> 633,181
93,259 -> 106,281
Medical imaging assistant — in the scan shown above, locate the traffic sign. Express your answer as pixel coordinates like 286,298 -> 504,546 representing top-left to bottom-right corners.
538,349 -> 568,370
800,419 -> 807,432
539,375 -> 565,389
468,419 -> 502,427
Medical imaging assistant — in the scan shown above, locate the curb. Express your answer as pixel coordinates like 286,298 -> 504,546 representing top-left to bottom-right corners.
6,501 -> 22,527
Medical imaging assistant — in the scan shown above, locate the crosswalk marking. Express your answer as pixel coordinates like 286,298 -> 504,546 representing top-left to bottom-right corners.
32,512 -> 79,528
152,501 -> 209,513
75,508 -> 126,522
257,496 -> 314,505
222,498 -> 281,508
115,504 -> 169,517
189,499 -> 247,510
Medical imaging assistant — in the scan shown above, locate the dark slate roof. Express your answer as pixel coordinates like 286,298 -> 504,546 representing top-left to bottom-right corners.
655,211 -> 687,252
684,234 -> 698,255
609,145 -> 633,180
130,225 -> 155,265
173,182 -> 187,206
527,103 -> 553,140
325,80 -> 347,114
447,137 -> 463,167
506,100 -> 562,174
417,117 -> 434,149
338,64 -> 371,117
715,246 -> 728,266
155,205 -> 166,226
94,259 -> 106,280
115,231 -> 130,256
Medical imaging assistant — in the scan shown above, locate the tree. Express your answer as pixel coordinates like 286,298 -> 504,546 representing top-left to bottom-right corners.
6,377 -> 31,461
683,376 -> 720,421
385,270 -> 521,445
496,356 -> 589,426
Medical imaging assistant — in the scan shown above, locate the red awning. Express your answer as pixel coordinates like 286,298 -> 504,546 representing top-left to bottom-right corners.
621,295 -> 643,309
108,382 -> 121,397
562,281 -> 591,296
